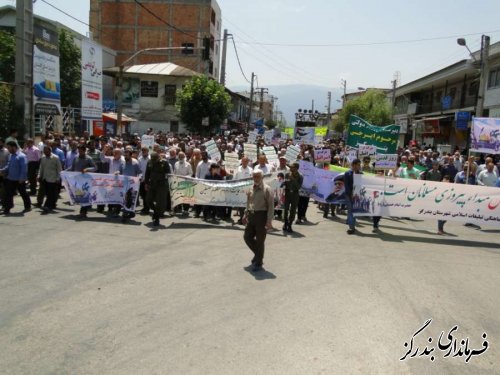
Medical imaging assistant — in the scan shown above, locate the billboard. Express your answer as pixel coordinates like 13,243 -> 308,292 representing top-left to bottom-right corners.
81,38 -> 103,119
33,21 -> 61,116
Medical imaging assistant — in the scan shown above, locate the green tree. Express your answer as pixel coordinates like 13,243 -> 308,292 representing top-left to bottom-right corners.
0,31 -> 15,82
0,31 -> 17,138
59,29 -> 81,108
176,75 -> 231,134
337,90 -> 393,132
265,118 -> 277,129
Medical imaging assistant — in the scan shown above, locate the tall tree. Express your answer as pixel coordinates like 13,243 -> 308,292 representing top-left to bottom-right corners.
176,75 -> 231,134
337,90 -> 393,132
0,31 -> 17,137
59,29 -> 81,108
0,31 -> 15,82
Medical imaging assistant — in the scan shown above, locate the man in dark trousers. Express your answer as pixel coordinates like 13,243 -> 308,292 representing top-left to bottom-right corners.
283,161 -> 303,233
0,141 -> 31,214
243,170 -> 274,272
344,158 -> 362,235
144,152 -> 171,226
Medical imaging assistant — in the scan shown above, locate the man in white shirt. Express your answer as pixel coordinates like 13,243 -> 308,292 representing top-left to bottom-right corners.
476,157 -> 499,177
276,156 -> 289,173
195,151 -> 212,179
234,156 -> 253,224
233,156 -> 252,180
174,151 -> 193,215
194,151 -> 211,218
253,154 -> 271,174
477,162 -> 498,187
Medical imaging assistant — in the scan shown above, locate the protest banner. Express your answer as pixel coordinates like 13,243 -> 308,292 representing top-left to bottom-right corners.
346,148 -> 358,163
141,135 -> 155,149
294,127 -> 315,144
285,145 -> 301,162
169,174 -> 278,208
315,127 -> 328,137
314,148 -> 331,163
61,172 -> 140,212
471,117 -> 500,154
299,160 -> 344,203
204,140 -> 222,162
224,152 -> 240,173
284,127 -> 295,138
248,130 -> 258,143
264,130 -> 274,144
352,175 -> 500,227
358,144 -> 377,158
262,146 -> 279,169
244,143 -> 258,163
347,115 -> 400,153
375,154 -> 398,170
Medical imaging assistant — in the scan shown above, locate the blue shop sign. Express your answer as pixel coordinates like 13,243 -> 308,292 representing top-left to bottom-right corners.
455,111 -> 470,130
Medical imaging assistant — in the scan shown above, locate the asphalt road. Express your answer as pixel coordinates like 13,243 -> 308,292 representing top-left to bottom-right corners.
0,195 -> 499,375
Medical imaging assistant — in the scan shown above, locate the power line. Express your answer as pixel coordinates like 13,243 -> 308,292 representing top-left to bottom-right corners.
230,36 -> 250,83
222,16 -> 327,86
235,29 -> 500,48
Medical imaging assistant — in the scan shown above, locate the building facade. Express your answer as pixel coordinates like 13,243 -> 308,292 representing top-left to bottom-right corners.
90,0 -> 222,80
394,41 -> 500,150
104,62 -> 200,135
0,5 -> 116,135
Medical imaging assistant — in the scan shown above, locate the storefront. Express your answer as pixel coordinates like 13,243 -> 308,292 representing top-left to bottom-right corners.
92,113 -> 137,137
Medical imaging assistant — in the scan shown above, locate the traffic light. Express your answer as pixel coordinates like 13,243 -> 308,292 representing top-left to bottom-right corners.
182,43 -> 194,55
202,37 -> 210,61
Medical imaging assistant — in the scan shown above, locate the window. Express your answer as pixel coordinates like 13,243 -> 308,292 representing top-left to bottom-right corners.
468,81 -> 479,96
435,91 -> 442,104
211,9 -> 216,25
140,81 -> 158,97
170,121 -> 179,133
164,84 -> 177,105
488,67 -> 500,88
448,87 -> 457,100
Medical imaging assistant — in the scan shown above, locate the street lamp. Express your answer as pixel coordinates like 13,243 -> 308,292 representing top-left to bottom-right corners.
457,38 -> 478,62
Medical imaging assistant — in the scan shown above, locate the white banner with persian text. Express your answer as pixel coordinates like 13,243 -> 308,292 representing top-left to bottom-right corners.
352,175 -> 500,227
61,172 -> 140,212
169,175 -> 278,208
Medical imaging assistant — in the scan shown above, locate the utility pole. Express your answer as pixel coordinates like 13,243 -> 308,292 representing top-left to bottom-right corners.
219,29 -> 229,85
258,87 -> 269,119
248,72 -> 255,131
327,91 -> 331,117
391,78 -> 397,111
15,0 -> 34,137
476,35 -> 490,117
341,79 -> 347,107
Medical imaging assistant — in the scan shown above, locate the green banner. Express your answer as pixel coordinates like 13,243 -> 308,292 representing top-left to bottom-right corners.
347,115 -> 400,154
284,127 -> 295,137
315,126 -> 328,136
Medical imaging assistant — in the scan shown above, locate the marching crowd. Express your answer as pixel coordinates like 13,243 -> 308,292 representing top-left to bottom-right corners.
1,127 -> 499,235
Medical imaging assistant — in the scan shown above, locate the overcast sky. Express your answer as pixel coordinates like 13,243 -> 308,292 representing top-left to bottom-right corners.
3,0 -> 500,98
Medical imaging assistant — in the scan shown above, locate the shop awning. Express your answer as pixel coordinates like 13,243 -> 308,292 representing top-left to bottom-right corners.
102,112 -> 137,122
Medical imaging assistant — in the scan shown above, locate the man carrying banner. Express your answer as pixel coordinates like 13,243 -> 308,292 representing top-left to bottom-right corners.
70,144 -> 96,219
144,152 -> 171,227
243,170 -> 274,272
119,149 -> 142,222
344,159 -> 362,235
283,162 -> 303,233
